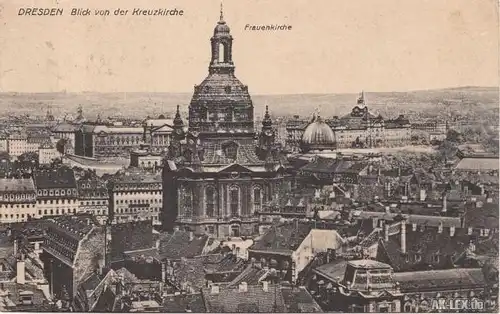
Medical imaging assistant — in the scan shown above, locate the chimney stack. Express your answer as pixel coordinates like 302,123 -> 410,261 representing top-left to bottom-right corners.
239,282 -> 248,293
13,239 -> 17,256
385,206 -> 390,214
450,226 -> 455,237
442,194 -> 447,212
16,255 -> 25,285
189,231 -> 194,242
262,281 -> 269,292
400,221 -> 406,254
384,224 -> 389,242
412,223 -> 417,231
397,167 -> 401,177
419,189 -> 426,201
211,285 -> 220,295
438,222 -> 443,234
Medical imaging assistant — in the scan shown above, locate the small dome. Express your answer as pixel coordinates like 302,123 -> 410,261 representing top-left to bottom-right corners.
301,116 -> 335,145
214,20 -> 230,35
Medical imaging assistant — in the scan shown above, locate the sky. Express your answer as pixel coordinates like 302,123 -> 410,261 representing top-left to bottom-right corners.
0,0 -> 498,94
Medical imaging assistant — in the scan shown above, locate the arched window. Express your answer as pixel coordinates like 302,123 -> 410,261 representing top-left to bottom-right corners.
229,186 -> 239,217
206,187 -> 216,217
218,43 -> 225,63
180,185 -> 193,218
253,187 -> 262,212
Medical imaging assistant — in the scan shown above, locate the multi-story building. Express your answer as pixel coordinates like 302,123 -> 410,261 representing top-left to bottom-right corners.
77,176 -> 109,224
162,10 -> 292,238
7,133 -> 42,157
0,136 -> 7,152
51,122 -> 79,155
308,258 -> 489,313
0,178 -> 37,223
38,139 -> 59,165
287,94 -> 412,153
109,169 -> 162,225
142,118 -> 174,152
129,148 -> 163,172
33,168 -> 79,218
285,116 -> 310,153
74,124 -> 144,158
40,214 -> 105,302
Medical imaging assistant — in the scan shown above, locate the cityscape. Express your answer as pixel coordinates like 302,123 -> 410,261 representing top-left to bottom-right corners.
0,2 -> 499,313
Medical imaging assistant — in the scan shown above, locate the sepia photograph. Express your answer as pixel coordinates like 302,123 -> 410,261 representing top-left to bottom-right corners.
0,0 -> 498,312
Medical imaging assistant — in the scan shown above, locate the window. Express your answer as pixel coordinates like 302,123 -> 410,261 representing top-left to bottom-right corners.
253,187 -> 262,212
218,43 -> 225,62
206,187 -> 216,217
230,187 -> 239,217
231,225 -> 240,237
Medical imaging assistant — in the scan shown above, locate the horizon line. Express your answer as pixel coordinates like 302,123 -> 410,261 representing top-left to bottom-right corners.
0,85 -> 497,96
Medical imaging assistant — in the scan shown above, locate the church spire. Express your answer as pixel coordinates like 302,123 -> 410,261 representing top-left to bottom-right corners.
219,0 -> 224,22
173,105 -> 184,127
262,105 -> 273,130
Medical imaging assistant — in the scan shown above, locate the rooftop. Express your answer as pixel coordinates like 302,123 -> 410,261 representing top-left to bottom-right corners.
0,178 -> 35,193
393,268 -> 486,291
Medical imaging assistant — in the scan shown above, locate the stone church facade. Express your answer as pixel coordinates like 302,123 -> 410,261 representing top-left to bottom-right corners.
162,9 -> 291,238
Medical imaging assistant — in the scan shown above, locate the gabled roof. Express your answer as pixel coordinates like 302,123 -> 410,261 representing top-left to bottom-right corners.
201,284 -> 286,313
158,231 -> 209,260
393,268 -> 486,291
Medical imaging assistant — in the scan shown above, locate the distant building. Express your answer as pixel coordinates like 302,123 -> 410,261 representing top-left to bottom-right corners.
0,178 -> 37,223
286,94 -> 412,153
75,124 -> 144,158
108,169 -> 163,225
129,148 -> 163,172
51,123 -> 79,155
7,133 -> 48,158
38,139 -> 59,165
33,168 -> 79,218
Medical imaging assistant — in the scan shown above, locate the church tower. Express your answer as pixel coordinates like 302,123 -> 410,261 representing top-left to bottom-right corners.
188,3 -> 254,139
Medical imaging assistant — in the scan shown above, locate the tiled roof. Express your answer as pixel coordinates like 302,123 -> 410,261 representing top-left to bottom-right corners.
158,231 -> 208,260
33,168 -> 77,189
394,268 -> 486,291
161,293 -> 206,313
111,221 -> 154,261
0,178 -> 36,193
227,264 -> 269,287
463,203 -> 499,229
300,157 -> 367,175
201,284 -> 286,313
281,286 -> 323,313
204,254 -> 247,274
249,222 -> 313,254
378,227 -> 471,272
48,214 -> 99,241
455,157 -> 499,171
313,260 -> 349,281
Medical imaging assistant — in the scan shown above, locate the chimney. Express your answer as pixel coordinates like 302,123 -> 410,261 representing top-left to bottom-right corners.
400,221 -> 406,254
378,167 -> 381,176
262,281 -> 269,292
467,227 -> 473,235
372,218 -> 378,229
397,167 -> 401,177
486,197 -> 493,203
16,255 -> 25,285
189,231 -> 194,242
450,226 -> 456,237
468,241 -> 476,253
438,222 -> 443,234
385,206 -> 390,214
211,285 -> 220,295
13,239 -> 18,256
412,223 -> 417,231
161,262 -> 166,282
239,282 -> 248,293
419,189 -> 426,201
384,224 -> 389,242
442,194 -> 447,212
476,201 -> 483,208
